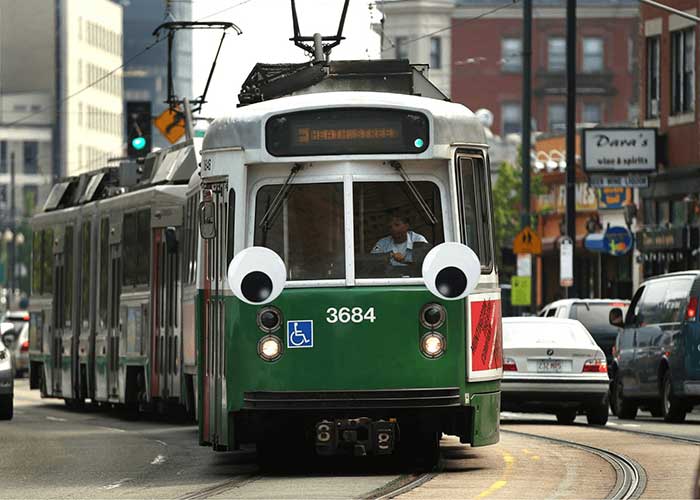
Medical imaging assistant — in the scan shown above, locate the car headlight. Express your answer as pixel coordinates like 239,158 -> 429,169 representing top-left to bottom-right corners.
420,332 -> 446,359
420,303 -> 446,329
257,335 -> 282,362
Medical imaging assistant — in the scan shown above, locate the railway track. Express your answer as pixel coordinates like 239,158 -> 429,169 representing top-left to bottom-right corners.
366,471 -> 438,499
590,423 -> 700,446
503,429 -> 647,500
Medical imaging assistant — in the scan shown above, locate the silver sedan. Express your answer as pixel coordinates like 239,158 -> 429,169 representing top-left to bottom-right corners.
0,338 -> 13,420
501,317 -> 610,425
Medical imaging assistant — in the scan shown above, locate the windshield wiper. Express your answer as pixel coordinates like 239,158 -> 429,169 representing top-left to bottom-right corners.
259,162 -> 304,232
390,160 -> 438,225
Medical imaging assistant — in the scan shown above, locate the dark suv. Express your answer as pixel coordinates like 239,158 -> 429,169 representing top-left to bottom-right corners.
609,271 -> 700,422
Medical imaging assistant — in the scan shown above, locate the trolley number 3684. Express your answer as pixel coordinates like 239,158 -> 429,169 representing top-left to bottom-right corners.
326,307 -> 376,324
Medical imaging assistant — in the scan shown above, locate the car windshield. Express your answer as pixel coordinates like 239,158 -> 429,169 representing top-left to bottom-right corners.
570,303 -> 629,334
503,321 -> 594,347
254,182 -> 345,281
353,181 -> 444,279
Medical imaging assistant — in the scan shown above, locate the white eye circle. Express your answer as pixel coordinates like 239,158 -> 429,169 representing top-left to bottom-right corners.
421,242 -> 481,301
227,247 -> 287,305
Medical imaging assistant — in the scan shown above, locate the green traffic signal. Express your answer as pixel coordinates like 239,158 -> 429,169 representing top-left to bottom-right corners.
131,137 -> 147,151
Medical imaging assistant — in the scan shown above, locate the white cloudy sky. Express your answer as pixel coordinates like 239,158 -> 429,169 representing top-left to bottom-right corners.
191,0 -> 381,118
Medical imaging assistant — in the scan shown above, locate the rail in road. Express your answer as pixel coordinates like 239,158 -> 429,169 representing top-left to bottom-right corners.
589,422 -> 700,446
503,429 -> 647,500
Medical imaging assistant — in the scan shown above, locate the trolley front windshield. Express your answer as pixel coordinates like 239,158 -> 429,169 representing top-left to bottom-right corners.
253,179 -> 445,282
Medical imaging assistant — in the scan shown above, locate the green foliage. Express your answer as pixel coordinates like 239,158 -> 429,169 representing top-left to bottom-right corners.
492,159 -> 545,267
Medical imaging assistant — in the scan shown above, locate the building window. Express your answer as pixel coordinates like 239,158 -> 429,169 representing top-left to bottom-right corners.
583,102 -> 602,123
671,28 -> 694,115
395,36 -> 408,60
501,102 -> 521,135
430,37 -> 442,69
23,141 -> 38,174
0,141 -> 6,174
582,37 -> 604,73
548,37 -> 566,72
548,103 -> 566,132
501,38 -> 522,72
646,36 -> 660,118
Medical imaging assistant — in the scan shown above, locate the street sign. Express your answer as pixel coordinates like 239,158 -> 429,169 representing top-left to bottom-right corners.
511,276 -> 531,306
517,253 -> 532,277
559,236 -> 573,288
582,128 -> 657,173
589,175 -> 649,188
154,107 -> 186,144
513,227 -> 542,255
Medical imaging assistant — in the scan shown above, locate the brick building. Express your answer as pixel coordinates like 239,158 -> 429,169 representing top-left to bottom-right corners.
638,0 -> 700,277
377,0 -> 640,136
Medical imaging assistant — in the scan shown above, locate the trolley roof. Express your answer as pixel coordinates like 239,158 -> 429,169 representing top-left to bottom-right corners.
202,91 -> 486,154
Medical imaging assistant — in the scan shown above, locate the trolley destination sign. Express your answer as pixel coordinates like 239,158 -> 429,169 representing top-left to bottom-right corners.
265,108 -> 430,156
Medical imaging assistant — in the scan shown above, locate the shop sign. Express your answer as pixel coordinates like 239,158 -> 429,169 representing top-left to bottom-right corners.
560,237 -> 574,288
636,227 -> 685,252
605,226 -> 633,256
535,183 -> 597,213
597,187 -> 632,210
589,175 -> 649,188
582,128 -> 657,173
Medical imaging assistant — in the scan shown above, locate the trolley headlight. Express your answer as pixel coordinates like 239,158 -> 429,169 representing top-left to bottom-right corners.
257,306 -> 282,333
420,333 -> 446,359
420,303 -> 446,329
257,335 -> 282,362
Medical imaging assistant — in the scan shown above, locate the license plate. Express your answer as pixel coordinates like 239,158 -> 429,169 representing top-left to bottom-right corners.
537,360 -> 564,373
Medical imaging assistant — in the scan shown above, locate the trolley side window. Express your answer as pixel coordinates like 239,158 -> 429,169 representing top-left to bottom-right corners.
354,181 -> 444,279
254,183 -> 345,281
32,230 -> 42,295
43,229 -> 53,295
457,155 -> 494,272
81,221 -> 91,326
99,218 -> 109,328
123,209 -> 150,287
64,225 -> 74,328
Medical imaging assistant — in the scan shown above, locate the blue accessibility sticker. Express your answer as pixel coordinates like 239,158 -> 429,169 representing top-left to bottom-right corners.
287,320 -> 314,349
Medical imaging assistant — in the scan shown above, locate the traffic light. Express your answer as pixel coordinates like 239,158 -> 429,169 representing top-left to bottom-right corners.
126,101 -> 152,158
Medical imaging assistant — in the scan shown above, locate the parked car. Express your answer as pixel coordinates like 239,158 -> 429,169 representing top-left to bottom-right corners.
609,271 -> 700,423
0,337 -> 13,420
502,317 -> 610,425
538,299 -> 630,366
0,321 -> 29,376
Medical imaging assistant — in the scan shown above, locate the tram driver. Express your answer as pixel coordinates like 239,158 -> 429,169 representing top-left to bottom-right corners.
371,214 -> 429,267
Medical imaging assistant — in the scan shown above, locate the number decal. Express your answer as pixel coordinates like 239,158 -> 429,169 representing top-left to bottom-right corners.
326,307 -> 377,324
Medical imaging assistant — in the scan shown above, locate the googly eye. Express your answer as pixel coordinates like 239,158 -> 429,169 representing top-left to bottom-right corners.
227,247 -> 287,305
421,242 -> 481,301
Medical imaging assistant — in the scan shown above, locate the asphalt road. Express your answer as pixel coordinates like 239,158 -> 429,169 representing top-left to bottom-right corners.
3,380 -> 699,499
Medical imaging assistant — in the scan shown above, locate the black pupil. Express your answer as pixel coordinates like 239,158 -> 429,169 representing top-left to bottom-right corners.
435,267 -> 467,298
261,311 -> 279,329
241,271 -> 273,303
424,307 -> 442,326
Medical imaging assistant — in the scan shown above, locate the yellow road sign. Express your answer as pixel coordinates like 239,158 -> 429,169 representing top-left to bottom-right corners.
513,227 -> 542,255
154,107 -> 186,144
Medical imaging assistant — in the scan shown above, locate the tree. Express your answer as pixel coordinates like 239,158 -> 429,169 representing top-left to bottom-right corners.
492,160 -> 545,268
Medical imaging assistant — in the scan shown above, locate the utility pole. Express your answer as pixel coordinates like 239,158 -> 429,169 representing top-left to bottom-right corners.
8,151 -> 15,309
565,0 -> 577,298
520,0 -> 532,231
521,0 -> 535,313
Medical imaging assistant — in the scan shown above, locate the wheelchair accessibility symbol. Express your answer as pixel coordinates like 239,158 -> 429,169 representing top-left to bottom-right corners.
287,320 -> 313,348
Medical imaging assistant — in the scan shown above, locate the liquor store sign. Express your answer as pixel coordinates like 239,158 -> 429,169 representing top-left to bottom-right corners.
582,128 -> 657,173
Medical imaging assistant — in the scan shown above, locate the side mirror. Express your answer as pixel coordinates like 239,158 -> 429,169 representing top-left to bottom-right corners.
609,307 -> 624,328
199,198 -> 216,240
165,226 -> 178,254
